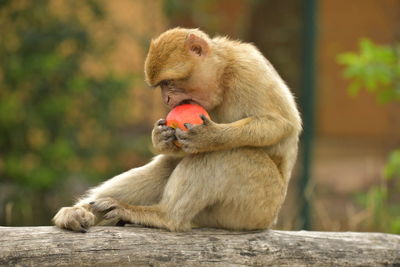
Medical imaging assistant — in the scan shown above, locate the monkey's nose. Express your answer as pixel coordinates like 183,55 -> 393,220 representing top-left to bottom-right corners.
162,95 -> 170,105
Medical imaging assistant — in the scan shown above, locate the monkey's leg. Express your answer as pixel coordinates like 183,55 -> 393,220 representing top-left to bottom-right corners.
91,148 -> 287,231
53,155 -> 181,232
91,153 -> 226,231
78,155 -> 182,206
193,148 -> 287,230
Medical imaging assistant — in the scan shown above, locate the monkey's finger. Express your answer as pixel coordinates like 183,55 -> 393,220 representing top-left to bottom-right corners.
81,212 -> 95,229
80,223 -> 89,232
103,212 -> 115,220
184,123 -> 194,130
66,219 -> 87,233
175,128 -> 189,140
200,114 -> 211,125
161,128 -> 175,137
103,206 -> 117,213
158,125 -> 175,133
156,118 -> 167,126
166,135 -> 177,143
80,219 -> 89,229
90,198 -> 118,212
74,211 -> 93,230
104,209 -> 122,220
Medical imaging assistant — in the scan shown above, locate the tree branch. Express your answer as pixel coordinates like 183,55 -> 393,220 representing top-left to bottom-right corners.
0,226 -> 399,266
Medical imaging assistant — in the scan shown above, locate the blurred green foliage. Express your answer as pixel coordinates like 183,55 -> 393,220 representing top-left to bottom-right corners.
354,149 -> 400,233
0,0 -> 147,225
385,149 -> 400,179
337,39 -> 400,103
338,39 -> 400,234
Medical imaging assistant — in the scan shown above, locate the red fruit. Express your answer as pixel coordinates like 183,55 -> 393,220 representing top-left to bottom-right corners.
166,104 -> 210,131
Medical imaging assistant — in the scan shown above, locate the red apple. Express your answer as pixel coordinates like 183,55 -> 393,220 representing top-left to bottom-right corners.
166,104 -> 210,131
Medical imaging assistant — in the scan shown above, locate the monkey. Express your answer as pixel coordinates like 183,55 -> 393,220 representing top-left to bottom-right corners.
53,27 -> 302,232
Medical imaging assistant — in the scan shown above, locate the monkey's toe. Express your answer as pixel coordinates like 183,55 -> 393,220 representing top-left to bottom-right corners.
90,197 -> 120,213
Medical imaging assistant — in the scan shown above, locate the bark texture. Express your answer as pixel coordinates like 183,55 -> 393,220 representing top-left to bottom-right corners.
0,226 -> 399,266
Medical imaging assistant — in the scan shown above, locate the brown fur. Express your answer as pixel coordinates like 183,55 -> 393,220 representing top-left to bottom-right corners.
53,28 -> 301,232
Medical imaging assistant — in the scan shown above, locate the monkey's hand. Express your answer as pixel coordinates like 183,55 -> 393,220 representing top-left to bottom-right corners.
90,197 -> 132,225
175,115 -> 222,154
152,119 -> 181,154
52,205 -> 96,233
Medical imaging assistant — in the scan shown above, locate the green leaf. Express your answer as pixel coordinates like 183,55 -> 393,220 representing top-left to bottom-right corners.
337,38 -> 400,103
384,149 -> 400,179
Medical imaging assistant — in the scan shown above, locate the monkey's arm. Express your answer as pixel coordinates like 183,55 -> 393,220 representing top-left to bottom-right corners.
53,154 -> 181,232
176,113 -> 298,153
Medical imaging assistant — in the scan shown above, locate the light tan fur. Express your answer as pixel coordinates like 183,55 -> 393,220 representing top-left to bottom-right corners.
53,28 -> 301,232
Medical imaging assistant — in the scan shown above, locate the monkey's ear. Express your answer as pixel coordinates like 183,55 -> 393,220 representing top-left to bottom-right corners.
186,33 -> 209,56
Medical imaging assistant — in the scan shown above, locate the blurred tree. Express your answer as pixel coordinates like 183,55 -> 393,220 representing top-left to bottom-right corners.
163,0 -> 252,38
246,0 -> 302,91
0,0 -> 145,225
338,39 -> 400,233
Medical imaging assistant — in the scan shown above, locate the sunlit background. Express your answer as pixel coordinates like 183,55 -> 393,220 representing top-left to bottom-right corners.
0,0 -> 399,233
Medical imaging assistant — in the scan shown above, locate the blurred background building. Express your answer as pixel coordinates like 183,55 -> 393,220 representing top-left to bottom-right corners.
0,0 -> 399,233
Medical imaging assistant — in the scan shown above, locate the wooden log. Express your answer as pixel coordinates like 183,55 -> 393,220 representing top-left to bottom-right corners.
0,226 -> 399,266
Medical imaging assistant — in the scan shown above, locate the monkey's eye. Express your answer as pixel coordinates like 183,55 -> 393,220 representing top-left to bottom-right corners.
159,80 -> 173,88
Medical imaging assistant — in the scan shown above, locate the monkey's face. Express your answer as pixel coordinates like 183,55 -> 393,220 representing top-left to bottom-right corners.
144,28 -> 223,111
157,67 -> 220,110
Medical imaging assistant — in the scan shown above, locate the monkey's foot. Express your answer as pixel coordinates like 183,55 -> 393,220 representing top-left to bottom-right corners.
90,197 -> 133,225
53,206 -> 96,233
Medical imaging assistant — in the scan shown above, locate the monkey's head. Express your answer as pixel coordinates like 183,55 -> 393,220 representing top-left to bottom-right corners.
144,28 -> 223,111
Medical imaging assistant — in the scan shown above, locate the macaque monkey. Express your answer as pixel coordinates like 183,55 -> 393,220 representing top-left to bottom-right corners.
53,28 -> 301,232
